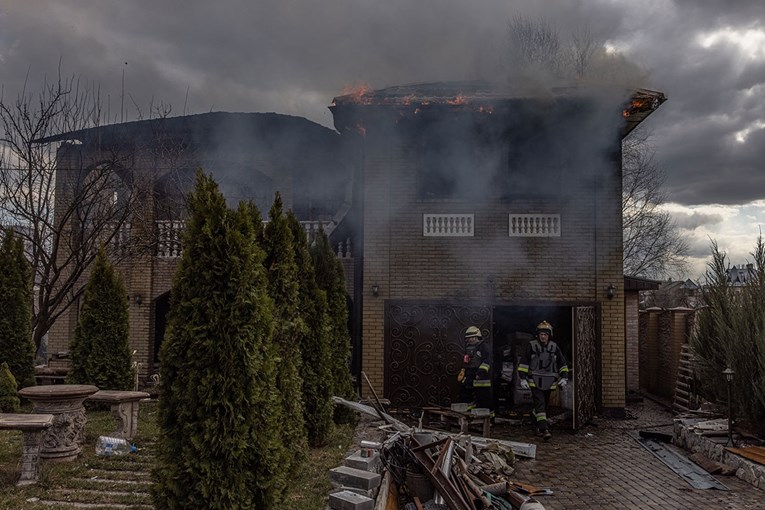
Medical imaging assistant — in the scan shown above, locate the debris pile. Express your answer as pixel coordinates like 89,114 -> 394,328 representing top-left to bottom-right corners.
332,396 -> 549,510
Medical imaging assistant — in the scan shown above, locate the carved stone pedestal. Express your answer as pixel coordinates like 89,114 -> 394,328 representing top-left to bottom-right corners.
19,384 -> 99,462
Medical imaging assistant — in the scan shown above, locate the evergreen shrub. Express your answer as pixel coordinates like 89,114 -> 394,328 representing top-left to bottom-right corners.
153,171 -> 285,510
0,229 -> 36,388
68,247 -> 132,390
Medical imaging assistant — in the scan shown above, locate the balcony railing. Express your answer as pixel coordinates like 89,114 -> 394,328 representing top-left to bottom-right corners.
155,219 -> 337,258
508,214 -> 560,237
423,214 -> 474,237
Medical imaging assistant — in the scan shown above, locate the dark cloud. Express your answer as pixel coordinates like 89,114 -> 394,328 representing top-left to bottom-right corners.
0,0 -> 764,210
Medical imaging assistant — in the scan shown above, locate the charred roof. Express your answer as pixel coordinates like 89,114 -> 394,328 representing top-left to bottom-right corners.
329,80 -> 666,138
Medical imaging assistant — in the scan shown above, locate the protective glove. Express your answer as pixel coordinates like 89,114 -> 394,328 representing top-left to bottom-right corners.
557,378 -> 567,388
519,379 -> 530,390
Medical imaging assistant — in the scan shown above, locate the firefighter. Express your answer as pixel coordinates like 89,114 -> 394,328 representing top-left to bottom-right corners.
456,326 -> 493,411
517,320 -> 569,441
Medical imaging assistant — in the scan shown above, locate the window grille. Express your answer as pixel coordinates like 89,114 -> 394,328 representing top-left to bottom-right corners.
508,214 -> 560,237
423,214 -> 474,237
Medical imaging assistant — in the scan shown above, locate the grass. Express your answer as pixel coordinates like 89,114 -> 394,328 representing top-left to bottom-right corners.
0,401 -> 356,509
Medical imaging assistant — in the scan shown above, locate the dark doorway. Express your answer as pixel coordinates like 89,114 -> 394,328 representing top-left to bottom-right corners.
492,305 -> 574,425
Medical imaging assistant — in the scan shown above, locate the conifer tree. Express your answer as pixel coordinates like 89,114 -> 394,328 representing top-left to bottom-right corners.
287,211 -> 334,446
68,246 -> 132,390
311,229 -> 356,423
693,238 -> 765,433
0,362 -> 20,412
0,229 -> 35,388
153,171 -> 284,510
262,193 -> 308,477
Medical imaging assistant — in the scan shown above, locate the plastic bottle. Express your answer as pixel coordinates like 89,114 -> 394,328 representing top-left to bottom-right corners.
95,436 -> 131,456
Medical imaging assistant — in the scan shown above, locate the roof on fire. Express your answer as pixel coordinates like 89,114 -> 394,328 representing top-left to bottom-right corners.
330,80 -> 666,137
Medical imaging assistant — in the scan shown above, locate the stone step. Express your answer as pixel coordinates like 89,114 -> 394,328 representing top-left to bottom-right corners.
344,450 -> 381,472
35,500 -> 152,509
329,489 -> 375,510
329,465 -> 381,491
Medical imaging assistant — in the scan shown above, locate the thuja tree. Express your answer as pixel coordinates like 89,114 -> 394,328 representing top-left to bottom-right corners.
692,238 -> 765,435
311,229 -> 356,423
286,211 -> 334,446
68,246 -> 132,390
153,171 -> 285,510
0,362 -> 20,412
0,228 -> 35,388
261,193 -> 308,477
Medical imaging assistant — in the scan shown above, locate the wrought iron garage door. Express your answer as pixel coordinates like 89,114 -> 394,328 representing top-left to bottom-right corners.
385,302 -> 492,408
573,305 -> 597,429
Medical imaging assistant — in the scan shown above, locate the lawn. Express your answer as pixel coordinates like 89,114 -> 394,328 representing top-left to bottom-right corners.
0,401 -> 356,509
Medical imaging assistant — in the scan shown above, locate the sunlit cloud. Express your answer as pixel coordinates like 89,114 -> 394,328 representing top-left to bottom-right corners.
734,120 -> 765,143
698,26 -> 765,59
663,202 -> 765,279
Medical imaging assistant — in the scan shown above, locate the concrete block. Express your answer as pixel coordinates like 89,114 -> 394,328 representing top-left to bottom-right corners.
344,450 -> 381,472
329,466 -> 381,491
328,489 -> 374,510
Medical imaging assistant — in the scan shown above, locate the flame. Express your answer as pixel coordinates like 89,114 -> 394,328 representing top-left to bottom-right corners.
623,97 -> 657,117
401,94 -> 416,106
341,83 -> 373,104
447,95 -> 467,105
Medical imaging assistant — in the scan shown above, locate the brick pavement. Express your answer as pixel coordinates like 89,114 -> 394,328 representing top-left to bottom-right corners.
491,399 -> 765,510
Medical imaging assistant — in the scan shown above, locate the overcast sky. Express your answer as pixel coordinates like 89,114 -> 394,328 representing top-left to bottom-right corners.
1,0 -> 764,280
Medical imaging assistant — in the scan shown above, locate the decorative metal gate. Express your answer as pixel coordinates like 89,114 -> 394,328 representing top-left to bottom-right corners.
573,306 -> 597,430
385,302 -> 492,408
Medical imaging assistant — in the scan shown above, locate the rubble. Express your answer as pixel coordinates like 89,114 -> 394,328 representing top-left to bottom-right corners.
331,397 -> 548,510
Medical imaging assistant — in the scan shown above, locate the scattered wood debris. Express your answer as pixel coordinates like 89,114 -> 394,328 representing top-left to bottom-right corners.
334,396 -> 547,510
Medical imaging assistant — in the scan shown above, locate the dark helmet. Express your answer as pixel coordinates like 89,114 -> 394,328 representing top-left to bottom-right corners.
536,321 -> 553,338
464,326 -> 482,340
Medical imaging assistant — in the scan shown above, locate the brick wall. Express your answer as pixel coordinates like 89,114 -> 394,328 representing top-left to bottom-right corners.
358,135 -> 627,409
625,291 -> 640,393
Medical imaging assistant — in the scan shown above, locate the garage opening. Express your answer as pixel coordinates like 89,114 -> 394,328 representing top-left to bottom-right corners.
492,305 -> 573,424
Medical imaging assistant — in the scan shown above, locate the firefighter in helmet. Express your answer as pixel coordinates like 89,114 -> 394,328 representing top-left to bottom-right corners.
517,320 -> 569,441
456,326 -> 493,411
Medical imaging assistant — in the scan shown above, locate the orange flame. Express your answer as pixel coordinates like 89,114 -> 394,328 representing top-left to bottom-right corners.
447,95 -> 467,105
341,83 -> 373,104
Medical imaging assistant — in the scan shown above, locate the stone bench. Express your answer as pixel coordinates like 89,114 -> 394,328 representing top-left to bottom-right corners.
0,413 -> 55,486
87,390 -> 150,440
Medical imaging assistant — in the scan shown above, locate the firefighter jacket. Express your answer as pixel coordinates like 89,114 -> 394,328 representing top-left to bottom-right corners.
460,340 -> 492,389
517,339 -> 569,391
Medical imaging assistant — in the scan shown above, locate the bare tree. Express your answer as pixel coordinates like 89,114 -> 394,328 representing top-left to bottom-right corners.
507,16 -> 565,79
622,129 -> 688,278
0,71 -> 152,352
507,18 -> 688,279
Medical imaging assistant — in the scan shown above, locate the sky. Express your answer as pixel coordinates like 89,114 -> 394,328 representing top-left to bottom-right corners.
1,0 -> 764,281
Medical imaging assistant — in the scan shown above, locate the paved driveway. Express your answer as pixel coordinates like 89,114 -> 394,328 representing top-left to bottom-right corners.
492,399 -> 764,510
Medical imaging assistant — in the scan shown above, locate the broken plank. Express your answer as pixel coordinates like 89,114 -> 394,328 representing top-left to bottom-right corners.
726,446 -> 765,466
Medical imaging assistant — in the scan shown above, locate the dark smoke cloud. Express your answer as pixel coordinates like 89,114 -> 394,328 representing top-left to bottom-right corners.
0,0 -> 764,214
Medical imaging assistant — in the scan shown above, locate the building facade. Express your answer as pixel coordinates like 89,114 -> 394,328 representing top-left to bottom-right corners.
47,82 -> 665,425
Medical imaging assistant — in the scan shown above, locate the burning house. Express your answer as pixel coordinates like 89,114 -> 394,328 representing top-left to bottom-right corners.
329,81 -> 665,427
45,80 -> 664,426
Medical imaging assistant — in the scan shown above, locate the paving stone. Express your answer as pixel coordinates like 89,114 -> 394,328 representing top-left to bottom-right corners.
329,466 -> 381,491
344,450 -> 381,472
478,399 -> 765,510
328,489 -> 374,510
